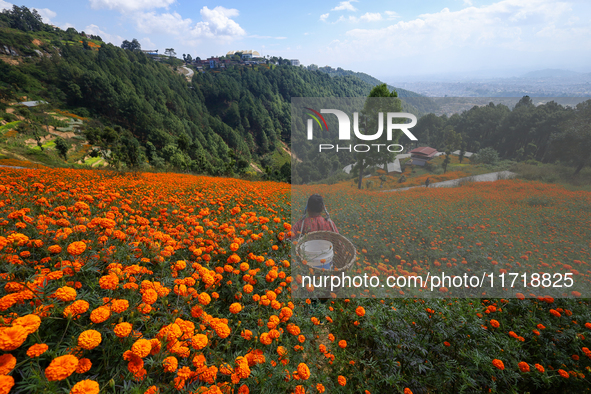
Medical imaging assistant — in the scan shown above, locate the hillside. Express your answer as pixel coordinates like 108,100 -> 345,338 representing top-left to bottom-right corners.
0,6 -> 387,180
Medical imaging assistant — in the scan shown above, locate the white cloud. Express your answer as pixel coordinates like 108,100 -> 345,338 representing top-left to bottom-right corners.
193,6 -> 244,38
134,6 -> 245,41
0,1 -> 13,11
134,11 -> 192,35
89,0 -> 175,13
385,11 -> 400,20
140,37 -> 156,49
35,8 -> 57,24
331,12 -> 382,24
335,15 -> 358,23
331,0 -> 357,12
320,13 -> 329,22
318,0 -> 590,74
360,12 -> 382,22
463,0 -> 473,5
249,35 -> 288,40
343,0 -> 578,52
84,24 -> 124,46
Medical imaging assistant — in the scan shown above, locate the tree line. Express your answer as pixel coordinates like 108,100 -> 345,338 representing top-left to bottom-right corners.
412,96 -> 591,174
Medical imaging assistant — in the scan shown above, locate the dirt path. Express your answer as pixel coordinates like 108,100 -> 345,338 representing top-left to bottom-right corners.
280,141 -> 301,163
250,163 -> 263,173
181,66 -> 194,80
381,171 -> 517,192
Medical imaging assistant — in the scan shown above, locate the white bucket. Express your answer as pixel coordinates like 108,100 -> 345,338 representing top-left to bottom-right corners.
300,240 -> 333,269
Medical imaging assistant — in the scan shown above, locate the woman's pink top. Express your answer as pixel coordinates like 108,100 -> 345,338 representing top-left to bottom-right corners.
292,214 -> 339,238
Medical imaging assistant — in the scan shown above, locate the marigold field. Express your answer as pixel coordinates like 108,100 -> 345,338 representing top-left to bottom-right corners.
1,167 -> 590,394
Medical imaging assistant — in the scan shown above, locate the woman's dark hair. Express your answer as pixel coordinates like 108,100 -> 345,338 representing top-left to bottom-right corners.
307,194 -> 324,214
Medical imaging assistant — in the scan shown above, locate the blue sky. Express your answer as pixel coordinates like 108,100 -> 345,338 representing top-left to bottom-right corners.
2,0 -> 590,81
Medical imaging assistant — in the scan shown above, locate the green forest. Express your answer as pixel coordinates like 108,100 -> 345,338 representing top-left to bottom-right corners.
1,5 -> 590,183
0,6 -> 382,180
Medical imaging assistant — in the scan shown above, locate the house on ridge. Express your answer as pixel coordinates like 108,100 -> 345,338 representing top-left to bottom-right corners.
410,147 -> 438,166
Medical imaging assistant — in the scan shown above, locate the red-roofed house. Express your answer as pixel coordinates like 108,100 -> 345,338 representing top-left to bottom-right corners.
410,147 -> 438,166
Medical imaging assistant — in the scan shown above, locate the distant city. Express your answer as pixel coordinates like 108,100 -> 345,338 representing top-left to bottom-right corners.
389,69 -> 591,98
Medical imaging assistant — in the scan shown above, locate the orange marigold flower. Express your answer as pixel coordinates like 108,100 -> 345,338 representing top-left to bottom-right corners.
191,334 -> 208,350
45,354 -> 79,381
213,322 -> 231,339
492,359 -> 504,370
54,286 -> 77,302
149,339 -> 161,355
356,306 -> 365,317
229,302 -> 242,314
75,358 -> 92,374
48,245 -> 62,254
142,289 -> 158,305
67,241 -> 87,256
27,343 -> 49,358
338,375 -> 346,386
404,389 -> 413,394
535,364 -> 545,373
328,333 -> 335,342
585,322 -> 591,329
0,354 -> 16,375
297,363 -> 310,380
90,306 -> 111,324
444,341 -> 451,347
316,383 -> 325,393
0,375 -> 15,393
490,319 -> 500,328
294,385 -> 305,394
144,386 -> 159,394
198,292 -> 211,306
549,309 -> 561,317
78,330 -> 102,350
70,379 -> 99,394
110,299 -> 129,313
99,275 -> 119,290
13,314 -> 41,335
277,346 -> 288,357
338,340 -> 347,349
63,300 -> 90,318
0,326 -> 28,351
131,339 -> 152,358
260,333 -> 272,345
163,356 -> 178,373
518,362 -> 530,372
558,369 -> 569,378
241,330 -> 253,340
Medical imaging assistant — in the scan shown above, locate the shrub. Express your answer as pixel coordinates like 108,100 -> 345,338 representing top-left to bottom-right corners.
475,147 -> 499,165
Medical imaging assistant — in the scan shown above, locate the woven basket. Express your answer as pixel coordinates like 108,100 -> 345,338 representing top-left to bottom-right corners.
295,231 -> 356,273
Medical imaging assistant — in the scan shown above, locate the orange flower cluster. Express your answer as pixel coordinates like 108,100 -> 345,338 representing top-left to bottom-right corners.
1,166 -> 589,393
